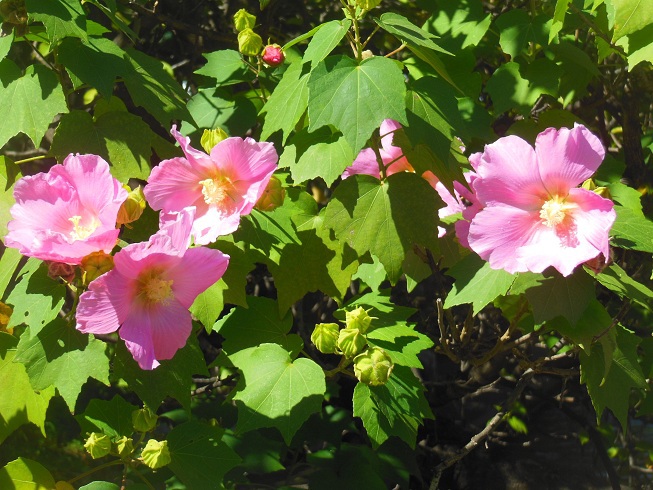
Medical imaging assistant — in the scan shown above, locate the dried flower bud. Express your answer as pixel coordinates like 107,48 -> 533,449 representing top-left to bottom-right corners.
238,28 -> 263,57
255,176 -> 285,212
345,306 -> 376,334
116,185 -> 146,227
0,301 -> 13,334
353,347 -> 394,386
141,439 -> 171,469
84,432 -> 112,459
81,251 -> 114,285
311,323 -> 340,354
201,128 -> 229,153
0,0 -> 27,25
115,436 -> 134,459
132,407 -> 158,432
233,8 -> 256,32
337,328 -> 366,358
262,44 -> 285,67
47,262 -> 76,283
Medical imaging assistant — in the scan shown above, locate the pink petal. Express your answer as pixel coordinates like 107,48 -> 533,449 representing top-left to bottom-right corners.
383,145 -> 412,176
119,310 -> 159,370
171,125 -> 216,174
209,137 -> 278,184
567,188 -> 616,259
76,271 -> 133,334
342,148 -> 382,179
158,207 -> 196,253
144,157 -> 205,212
167,247 -> 230,308
191,206 -> 241,245
113,237 -> 181,279
148,300 -> 193,361
379,119 -> 402,151
535,124 -> 605,195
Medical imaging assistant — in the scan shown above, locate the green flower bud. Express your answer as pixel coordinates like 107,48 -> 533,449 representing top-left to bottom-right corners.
132,407 -> 158,432
115,436 -> 134,459
337,328 -> 366,358
201,128 -> 229,153
355,0 -> 382,9
81,251 -> 114,285
84,432 -> 112,459
141,439 -> 171,469
117,185 -> 146,226
311,323 -> 340,354
255,176 -> 286,212
0,301 -> 13,334
238,28 -> 263,57
345,306 -> 376,334
233,8 -> 256,32
353,347 -> 394,386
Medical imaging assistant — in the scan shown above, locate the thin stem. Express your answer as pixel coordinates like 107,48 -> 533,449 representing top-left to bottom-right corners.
14,154 -> 49,165
68,460 -> 124,484
385,43 -> 407,58
361,25 -> 380,50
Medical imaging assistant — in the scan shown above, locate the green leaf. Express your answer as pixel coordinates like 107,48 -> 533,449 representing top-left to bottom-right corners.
280,127 -> 354,186
366,324 -> 434,368
228,343 -> 326,444
213,296 -> 302,356
592,263 -> 653,309
580,325 -> 647,429
546,299 -> 612,350
485,61 -> 554,116
511,268 -> 595,326
51,110 -> 155,182
223,430 -> 285,473
611,205 -> 653,252
78,483 -> 120,490
6,261 -> 65,334
26,0 -> 87,44
0,458 -> 55,490
444,253 -> 516,314
113,336 -> 208,410
304,19 -> 352,70
0,247 -> 22,298
324,173 -> 440,283
353,254 -> 387,292
550,0 -> 570,42
76,395 -> 137,438
353,365 -> 432,448
0,156 -> 21,242
184,89 -> 257,138
612,0 -> 653,40
189,280 -> 224,331
168,421 -> 241,489
0,64 -> 68,149
338,289 -> 416,327
376,13 -> 451,55
622,24 -> 653,68
195,49 -> 254,86
0,30 -> 14,62
122,48 -> 190,125
14,318 -> 110,411
259,60 -> 310,143
0,333 -> 54,445
495,10 -> 550,58
307,55 -> 407,155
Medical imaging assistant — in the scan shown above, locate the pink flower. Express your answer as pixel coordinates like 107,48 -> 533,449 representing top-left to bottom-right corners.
466,124 -> 616,276
76,208 -> 229,370
5,154 -> 128,265
262,44 -> 285,67
144,126 -> 279,245
342,119 -> 413,179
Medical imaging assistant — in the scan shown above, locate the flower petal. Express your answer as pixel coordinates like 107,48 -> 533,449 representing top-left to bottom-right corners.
567,187 -> 616,259
167,247 -> 230,308
171,125 -> 216,174
210,137 -> 278,184
148,300 -> 193,361
76,271 -> 133,334
144,157 -> 204,212
191,205 -> 241,244
119,310 -> 159,370
342,148 -> 381,179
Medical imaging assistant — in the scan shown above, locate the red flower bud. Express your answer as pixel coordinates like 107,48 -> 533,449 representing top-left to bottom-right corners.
262,44 -> 285,67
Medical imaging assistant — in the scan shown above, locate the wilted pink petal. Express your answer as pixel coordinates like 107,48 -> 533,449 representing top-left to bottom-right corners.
5,154 -> 128,264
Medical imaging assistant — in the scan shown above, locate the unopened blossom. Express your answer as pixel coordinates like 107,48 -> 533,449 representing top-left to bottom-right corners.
76,208 -> 229,370
466,124 -> 616,276
144,126 -> 278,245
261,44 -> 285,67
5,154 -> 127,264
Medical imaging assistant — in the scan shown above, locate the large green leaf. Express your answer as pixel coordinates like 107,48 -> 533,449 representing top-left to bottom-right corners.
184,89 -> 258,138
0,247 -> 22,298
0,333 -> 54,445
592,263 -> 653,309
0,64 -> 68,149
353,365 -> 432,448
228,343 -> 326,444
366,324 -> 434,368
15,318 -> 110,411
76,395 -> 136,439
0,458 -> 55,490
546,299 -> 612,350
610,205 -> 653,252
304,19 -> 352,69
494,10 -> 550,58
195,49 -> 254,86
307,55 -> 407,155
376,12 -> 450,55
324,173 -> 440,283
26,0 -> 87,44
612,0 -> 653,40
168,421 -> 241,489
0,156 -> 21,242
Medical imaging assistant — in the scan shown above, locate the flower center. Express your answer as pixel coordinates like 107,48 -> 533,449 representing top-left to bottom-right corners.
139,269 -> 174,305
199,177 -> 235,206
69,215 -> 99,241
539,196 -> 575,227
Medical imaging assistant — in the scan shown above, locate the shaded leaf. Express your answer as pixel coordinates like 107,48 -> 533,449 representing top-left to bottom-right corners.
26,0 -> 87,44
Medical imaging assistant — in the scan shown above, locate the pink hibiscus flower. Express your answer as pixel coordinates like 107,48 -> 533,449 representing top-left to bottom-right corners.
5,154 -> 128,265
466,124 -> 616,276
342,119 -> 414,179
144,126 -> 278,245
76,208 -> 229,370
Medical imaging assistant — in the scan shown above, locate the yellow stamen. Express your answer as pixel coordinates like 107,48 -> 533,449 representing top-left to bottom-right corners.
69,215 -> 99,241
199,177 -> 235,206
539,196 -> 576,227
139,269 -> 174,305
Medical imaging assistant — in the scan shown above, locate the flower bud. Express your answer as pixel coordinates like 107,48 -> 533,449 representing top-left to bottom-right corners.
584,251 -> 612,275
0,301 -> 13,334
115,436 -> 134,459
233,8 -> 256,32
238,28 -> 263,57
132,407 -> 158,432
262,44 -> 285,67
345,306 -> 376,334
311,323 -> 340,354
141,439 -> 171,469
337,328 -> 366,358
116,185 -> 146,227
355,0 -> 382,9
201,128 -> 229,154
361,50 -> 374,60
81,251 -> 114,285
353,347 -> 394,386
47,262 -> 76,283
255,176 -> 285,211
84,432 -> 112,459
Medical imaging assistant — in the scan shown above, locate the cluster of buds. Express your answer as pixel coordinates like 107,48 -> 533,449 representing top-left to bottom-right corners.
311,306 -> 393,386
233,9 -> 285,67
